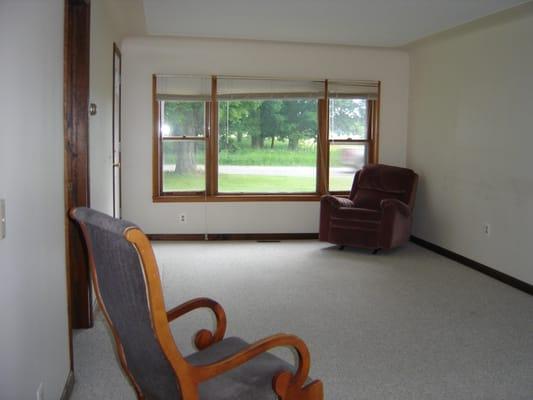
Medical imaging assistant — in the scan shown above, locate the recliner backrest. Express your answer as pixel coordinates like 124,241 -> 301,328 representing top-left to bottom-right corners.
71,207 -> 180,400
349,164 -> 418,210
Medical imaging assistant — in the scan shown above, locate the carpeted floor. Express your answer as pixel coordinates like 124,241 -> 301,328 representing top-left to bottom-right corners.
70,241 -> 533,399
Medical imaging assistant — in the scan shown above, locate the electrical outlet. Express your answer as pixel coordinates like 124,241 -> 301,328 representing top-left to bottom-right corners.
178,214 -> 186,224
36,382 -> 43,400
483,223 -> 490,236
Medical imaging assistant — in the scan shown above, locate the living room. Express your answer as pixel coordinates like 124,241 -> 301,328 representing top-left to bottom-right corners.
1,0 -> 532,399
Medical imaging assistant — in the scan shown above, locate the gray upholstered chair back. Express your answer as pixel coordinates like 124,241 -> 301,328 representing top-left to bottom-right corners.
71,207 -> 180,399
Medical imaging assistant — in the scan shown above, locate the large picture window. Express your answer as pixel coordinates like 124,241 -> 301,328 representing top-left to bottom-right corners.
153,75 -> 379,201
216,77 -> 323,194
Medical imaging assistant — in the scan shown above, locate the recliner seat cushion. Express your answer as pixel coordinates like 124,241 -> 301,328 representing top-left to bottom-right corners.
332,207 -> 381,222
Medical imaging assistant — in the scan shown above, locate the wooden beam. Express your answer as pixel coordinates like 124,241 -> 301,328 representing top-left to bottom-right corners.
64,0 -> 92,329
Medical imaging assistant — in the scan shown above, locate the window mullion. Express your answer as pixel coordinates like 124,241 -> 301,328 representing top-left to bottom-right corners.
367,99 -> 374,164
206,76 -> 218,196
152,75 -> 161,199
371,82 -> 381,163
317,80 -> 329,195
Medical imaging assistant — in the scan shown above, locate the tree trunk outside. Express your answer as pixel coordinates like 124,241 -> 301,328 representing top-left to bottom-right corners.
251,134 -> 264,149
174,106 -> 201,174
174,141 -> 197,174
288,137 -> 299,150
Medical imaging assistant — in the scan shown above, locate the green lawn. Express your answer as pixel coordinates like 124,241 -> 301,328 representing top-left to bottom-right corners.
163,172 -> 353,193
163,142 -> 345,167
219,147 -> 317,166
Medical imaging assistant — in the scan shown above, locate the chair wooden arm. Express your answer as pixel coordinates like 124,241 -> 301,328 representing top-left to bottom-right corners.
167,297 -> 227,350
191,333 -> 324,400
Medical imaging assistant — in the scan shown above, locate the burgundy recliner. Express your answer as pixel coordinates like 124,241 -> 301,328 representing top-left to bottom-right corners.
320,164 -> 418,252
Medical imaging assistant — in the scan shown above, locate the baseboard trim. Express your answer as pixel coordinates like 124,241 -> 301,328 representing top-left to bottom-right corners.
411,236 -> 532,295
209,233 -> 318,241
147,233 -> 318,241
60,370 -> 75,400
147,234 -> 205,241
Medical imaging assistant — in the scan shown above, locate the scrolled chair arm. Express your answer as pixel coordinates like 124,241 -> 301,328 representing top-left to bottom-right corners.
191,333 -> 324,400
166,297 -> 227,350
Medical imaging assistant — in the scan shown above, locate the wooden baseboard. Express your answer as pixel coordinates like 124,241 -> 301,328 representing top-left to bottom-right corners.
147,233 -> 318,241
147,234 -> 205,241
411,236 -> 533,296
209,233 -> 318,241
60,370 -> 75,400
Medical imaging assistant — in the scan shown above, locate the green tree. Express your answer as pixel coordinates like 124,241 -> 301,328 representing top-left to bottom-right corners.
259,100 -> 283,148
329,99 -> 367,139
218,98 -> 318,153
219,100 -> 262,149
163,101 -> 203,174
279,99 -> 318,150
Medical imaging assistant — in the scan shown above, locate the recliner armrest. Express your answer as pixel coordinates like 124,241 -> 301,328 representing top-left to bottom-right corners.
321,195 -> 354,209
380,198 -> 411,218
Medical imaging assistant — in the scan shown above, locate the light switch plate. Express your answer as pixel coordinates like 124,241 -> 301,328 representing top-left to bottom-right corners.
0,199 -> 5,239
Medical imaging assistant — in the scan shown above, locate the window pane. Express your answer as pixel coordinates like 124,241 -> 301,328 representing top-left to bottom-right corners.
161,101 -> 206,137
218,99 -> 318,193
329,143 -> 367,192
162,140 -> 205,192
328,98 -> 368,140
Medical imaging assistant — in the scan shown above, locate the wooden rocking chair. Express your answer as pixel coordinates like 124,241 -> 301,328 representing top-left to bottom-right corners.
70,207 -> 323,400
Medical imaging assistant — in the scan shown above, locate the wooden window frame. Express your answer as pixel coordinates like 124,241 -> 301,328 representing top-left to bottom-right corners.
327,96 -> 380,195
156,101 -> 210,197
152,76 -> 380,202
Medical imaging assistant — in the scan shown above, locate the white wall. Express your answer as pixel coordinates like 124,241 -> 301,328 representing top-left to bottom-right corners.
407,3 -> 533,284
121,37 -> 409,233
89,0 -> 121,215
0,1 -> 70,399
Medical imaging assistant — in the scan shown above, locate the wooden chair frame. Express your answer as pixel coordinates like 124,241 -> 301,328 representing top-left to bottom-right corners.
74,210 -> 323,400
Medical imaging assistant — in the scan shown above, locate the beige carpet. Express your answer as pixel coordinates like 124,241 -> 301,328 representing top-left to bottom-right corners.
71,241 -> 533,399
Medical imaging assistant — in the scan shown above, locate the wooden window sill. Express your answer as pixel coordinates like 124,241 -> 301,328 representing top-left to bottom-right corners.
152,194 -> 323,203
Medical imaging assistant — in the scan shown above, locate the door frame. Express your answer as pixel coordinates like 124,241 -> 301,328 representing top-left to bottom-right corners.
112,43 -> 122,218
64,0 -> 93,349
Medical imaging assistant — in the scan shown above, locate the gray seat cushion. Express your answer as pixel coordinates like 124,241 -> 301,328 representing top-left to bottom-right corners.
187,337 -> 301,400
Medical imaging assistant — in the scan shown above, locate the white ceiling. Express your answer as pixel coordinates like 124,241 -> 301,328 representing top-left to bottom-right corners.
142,0 -> 528,47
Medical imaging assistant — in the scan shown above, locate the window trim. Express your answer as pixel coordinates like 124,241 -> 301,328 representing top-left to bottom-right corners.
327,93 -> 380,195
152,75 -> 380,202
